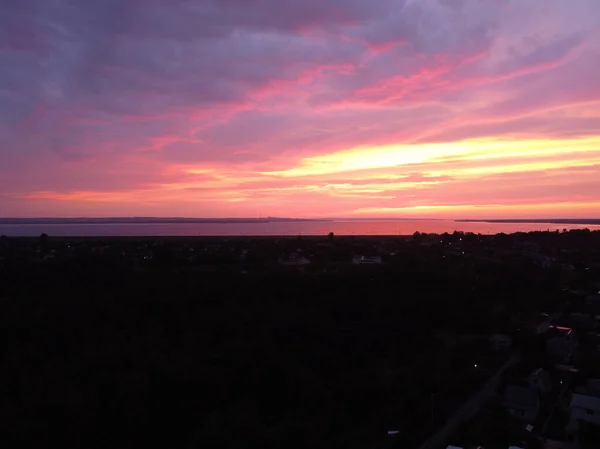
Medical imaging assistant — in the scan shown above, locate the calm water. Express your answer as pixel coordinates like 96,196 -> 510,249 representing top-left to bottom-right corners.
0,220 -> 598,237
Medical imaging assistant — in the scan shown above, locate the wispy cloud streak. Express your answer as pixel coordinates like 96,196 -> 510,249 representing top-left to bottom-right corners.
1,0 -> 599,217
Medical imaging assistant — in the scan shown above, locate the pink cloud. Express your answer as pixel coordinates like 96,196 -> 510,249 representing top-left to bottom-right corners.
1,0 -> 600,218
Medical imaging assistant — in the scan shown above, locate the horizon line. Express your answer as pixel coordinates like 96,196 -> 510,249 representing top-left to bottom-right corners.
1,216 -> 600,222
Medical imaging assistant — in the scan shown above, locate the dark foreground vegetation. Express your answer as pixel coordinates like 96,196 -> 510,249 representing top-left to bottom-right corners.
0,230 -> 599,448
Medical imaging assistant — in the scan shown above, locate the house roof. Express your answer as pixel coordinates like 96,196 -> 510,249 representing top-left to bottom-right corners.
504,385 -> 538,409
572,393 -> 600,411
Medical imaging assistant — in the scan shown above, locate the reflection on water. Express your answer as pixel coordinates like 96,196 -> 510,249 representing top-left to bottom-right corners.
1,220 -> 599,237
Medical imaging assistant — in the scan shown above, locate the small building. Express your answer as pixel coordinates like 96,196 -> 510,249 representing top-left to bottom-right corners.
352,255 -> 382,265
570,393 -> 600,425
503,385 -> 540,421
570,379 -> 600,426
278,253 -> 310,266
547,336 -> 577,365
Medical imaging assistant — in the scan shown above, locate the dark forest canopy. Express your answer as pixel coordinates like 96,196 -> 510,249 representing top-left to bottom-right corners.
0,230 -> 599,448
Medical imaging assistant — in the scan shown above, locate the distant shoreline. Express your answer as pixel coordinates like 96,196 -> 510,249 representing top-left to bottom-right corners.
0,217 -> 329,225
456,219 -> 600,225
2,217 -> 599,226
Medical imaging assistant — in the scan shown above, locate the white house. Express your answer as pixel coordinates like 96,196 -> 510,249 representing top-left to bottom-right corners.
570,392 -> 600,425
503,386 -> 540,421
278,254 -> 310,266
352,256 -> 382,265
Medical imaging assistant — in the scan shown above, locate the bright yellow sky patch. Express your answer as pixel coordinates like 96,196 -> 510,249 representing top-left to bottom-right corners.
264,137 -> 600,178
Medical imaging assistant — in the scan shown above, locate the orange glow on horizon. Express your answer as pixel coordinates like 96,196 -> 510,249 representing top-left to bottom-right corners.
3,0 -> 600,219
17,135 -> 600,219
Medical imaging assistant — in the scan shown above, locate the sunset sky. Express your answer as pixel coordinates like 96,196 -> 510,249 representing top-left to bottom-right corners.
1,0 -> 600,218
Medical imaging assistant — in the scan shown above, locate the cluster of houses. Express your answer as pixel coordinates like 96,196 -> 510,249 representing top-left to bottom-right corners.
446,289 -> 600,449
278,253 -> 383,266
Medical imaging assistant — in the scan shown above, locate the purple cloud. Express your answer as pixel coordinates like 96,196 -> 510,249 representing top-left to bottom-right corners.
1,0 -> 599,216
